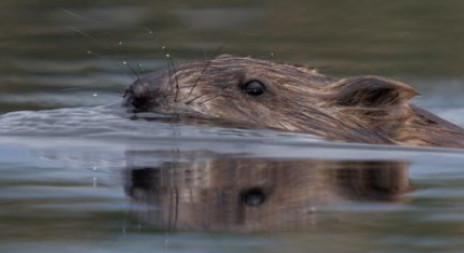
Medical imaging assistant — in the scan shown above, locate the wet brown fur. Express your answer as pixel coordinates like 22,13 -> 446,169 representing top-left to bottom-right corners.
124,55 -> 464,149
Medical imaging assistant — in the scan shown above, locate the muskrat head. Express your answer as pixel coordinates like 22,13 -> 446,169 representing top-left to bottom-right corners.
124,54 -> 464,148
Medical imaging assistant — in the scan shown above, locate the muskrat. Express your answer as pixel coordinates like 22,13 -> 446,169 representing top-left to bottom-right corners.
124,54 -> 464,148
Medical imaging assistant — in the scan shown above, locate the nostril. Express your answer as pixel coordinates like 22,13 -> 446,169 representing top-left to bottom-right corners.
124,81 -> 153,111
132,95 -> 150,110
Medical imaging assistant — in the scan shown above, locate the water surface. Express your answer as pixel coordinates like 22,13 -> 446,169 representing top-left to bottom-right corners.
1,1 -> 464,252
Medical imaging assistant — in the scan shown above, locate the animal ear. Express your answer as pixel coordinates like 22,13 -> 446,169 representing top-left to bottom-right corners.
330,76 -> 419,107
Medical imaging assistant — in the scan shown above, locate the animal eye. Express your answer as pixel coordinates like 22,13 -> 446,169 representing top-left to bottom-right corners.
243,80 -> 265,96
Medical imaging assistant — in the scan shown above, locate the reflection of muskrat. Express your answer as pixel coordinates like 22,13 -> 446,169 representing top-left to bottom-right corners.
125,155 -> 409,232
124,55 -> 464,148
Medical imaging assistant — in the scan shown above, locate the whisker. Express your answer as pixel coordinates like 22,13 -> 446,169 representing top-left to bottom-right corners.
188,43 -> 229,96
164,51 -> 180,103
63,9 -> 148,80
156,39 -> 180,103
185,94 -> 206,105
61,8 -> 90,22
68,25 -> 139,80
186,82 -> 235,104
198,94 -> 234,104
86,49 -> 136,79
121,60 -> 141,79
116,40 -> 141,79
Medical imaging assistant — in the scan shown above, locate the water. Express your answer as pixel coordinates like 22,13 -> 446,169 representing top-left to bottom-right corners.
1,1 -> 464,252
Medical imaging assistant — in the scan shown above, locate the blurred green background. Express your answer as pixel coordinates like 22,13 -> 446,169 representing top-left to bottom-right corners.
1,0 -> 464,112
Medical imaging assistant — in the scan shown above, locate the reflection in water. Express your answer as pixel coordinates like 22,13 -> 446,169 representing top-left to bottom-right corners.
124,151 -> 409,232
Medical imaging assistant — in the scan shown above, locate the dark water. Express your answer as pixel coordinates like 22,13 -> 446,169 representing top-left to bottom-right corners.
1,1 -> 464,252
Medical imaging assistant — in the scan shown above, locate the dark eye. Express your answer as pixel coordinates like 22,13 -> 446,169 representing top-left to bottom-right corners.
243,80 -> 265,96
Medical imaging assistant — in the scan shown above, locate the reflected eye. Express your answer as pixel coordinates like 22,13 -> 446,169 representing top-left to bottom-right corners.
240,187 -> 266,207
243,80 -> 265,96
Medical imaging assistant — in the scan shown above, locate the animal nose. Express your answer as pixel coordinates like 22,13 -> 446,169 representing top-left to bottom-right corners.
124,80 -> 153,110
